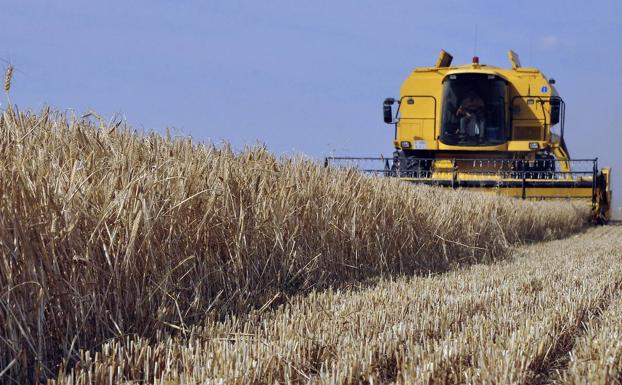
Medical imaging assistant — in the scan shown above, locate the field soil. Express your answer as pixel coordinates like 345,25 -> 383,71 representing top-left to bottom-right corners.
52,224 -> 622,385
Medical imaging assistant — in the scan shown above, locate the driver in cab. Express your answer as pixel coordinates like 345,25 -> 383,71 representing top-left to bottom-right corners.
456,91 -> 486,139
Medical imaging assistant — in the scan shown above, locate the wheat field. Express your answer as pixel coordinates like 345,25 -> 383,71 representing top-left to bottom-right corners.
49,226 -> 622,385
0,107 -> 598,383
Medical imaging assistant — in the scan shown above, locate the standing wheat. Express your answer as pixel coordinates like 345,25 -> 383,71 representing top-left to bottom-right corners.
4,64 -> 13,93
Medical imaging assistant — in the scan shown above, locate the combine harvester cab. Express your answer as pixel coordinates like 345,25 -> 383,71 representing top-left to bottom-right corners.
326,50 -> 612,223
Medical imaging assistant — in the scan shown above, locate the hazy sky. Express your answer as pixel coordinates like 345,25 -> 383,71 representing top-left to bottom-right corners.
2,1 -> 620,217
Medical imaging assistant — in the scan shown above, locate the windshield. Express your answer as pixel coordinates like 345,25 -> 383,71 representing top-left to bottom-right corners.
440,74 -> 507,146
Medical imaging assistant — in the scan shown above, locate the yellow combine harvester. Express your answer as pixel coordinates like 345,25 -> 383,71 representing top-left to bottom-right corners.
326,50 -> 612,223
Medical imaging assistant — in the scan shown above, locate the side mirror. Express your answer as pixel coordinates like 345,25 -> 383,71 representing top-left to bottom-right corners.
383,98 -> 395,124
550,97 -> 561,125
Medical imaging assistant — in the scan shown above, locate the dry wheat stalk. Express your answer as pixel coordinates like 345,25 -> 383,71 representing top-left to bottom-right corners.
3,64 -> 12,93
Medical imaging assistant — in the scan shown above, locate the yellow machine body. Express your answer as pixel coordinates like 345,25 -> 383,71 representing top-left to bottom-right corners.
394,50 -> 566,156
389,50 -> 612,222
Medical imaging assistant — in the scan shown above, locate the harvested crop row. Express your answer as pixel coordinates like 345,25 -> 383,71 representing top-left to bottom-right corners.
0,107 -> 589,382
559,293 -> 622,385
50,226 -> 622,385
558,226 -> 622,385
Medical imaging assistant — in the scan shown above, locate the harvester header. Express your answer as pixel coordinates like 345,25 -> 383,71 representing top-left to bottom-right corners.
327,50 -> 612,223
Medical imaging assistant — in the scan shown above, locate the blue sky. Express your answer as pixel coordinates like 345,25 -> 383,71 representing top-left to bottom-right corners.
2,1 -> 621,216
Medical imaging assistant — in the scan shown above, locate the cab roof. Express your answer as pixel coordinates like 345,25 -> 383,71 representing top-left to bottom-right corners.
415,50 -> 541,75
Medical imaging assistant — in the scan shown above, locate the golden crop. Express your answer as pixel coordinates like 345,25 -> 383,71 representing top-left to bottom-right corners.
50,226 -> 622,385
0,108 -> 597,383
